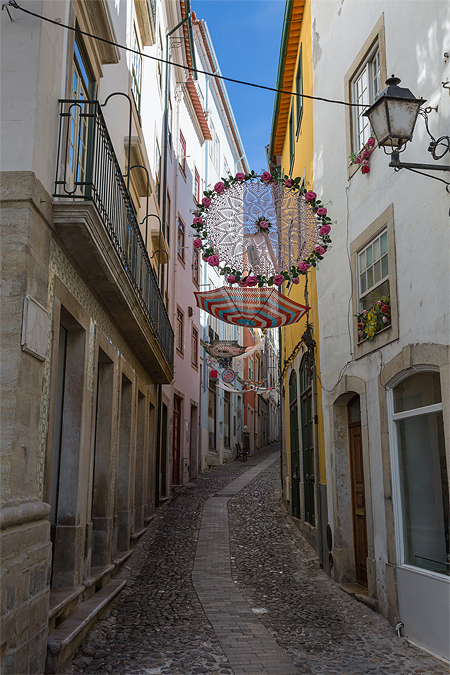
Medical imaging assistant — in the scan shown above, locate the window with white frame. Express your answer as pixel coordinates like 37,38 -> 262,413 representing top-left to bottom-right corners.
166,190 -> 171,243
289,108 -> 295,174
192,247 -> 200,286
131,24 -> 142,113
179,131 -> 186,176
351,46 -> 381,151
390,371 -> 449,576
168,96 -> 173,148
176,308 -> 184,353
248,356 -> 254,381
155,139 -> 161,202
214,132 -> 220,172
157,29 -> 163,91
194,168 -> 200,203
191,326 -> 198,368
177,217 -> 185,261
357,228 -> 389,311
209,121 -> 215,162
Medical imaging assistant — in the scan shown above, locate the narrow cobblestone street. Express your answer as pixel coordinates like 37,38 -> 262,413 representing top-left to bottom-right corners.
66,447 -> 449,675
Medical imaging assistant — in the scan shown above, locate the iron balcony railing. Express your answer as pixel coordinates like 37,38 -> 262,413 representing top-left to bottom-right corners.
54,99 -> 174,370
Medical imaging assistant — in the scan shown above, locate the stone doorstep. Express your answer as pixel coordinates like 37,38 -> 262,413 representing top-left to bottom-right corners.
339,583 -> 379,611
48,556 -> 131,634
130,527 -> 147,544
48,586 -> 85,632
85,564 -> 115,593
45,579 -> 126,674
113,549 -> 134,571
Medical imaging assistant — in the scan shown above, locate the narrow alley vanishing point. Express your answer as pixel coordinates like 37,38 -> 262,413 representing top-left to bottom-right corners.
66,447 -> 448,675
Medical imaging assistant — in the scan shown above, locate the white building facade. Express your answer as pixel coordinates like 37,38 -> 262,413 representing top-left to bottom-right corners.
311,0 -> 450,659
191,16 -> 250,467
0,0 -> 250,672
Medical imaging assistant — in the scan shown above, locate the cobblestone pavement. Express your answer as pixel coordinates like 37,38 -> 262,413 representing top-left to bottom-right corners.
67,445 -> 449,675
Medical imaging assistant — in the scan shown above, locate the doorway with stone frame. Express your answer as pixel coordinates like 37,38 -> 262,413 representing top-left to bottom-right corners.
347,395 -> 369,586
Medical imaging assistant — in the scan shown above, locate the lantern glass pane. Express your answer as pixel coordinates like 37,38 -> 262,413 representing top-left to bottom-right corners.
367,99 -> 390,144
386,99 -> 420,142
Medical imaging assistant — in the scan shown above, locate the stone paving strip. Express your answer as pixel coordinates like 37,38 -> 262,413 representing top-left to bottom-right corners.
66,445 -> 449,675
192,452 -> 298,674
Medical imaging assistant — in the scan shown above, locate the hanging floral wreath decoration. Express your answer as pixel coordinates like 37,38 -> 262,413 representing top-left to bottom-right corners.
190,170 -> 333,287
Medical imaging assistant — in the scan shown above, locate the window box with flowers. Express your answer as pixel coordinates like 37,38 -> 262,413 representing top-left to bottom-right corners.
356,296 -> 391,342
350,204 -> 398,358
349,136 -> 376,175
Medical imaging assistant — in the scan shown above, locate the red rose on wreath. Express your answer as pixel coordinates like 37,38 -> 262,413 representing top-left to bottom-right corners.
381,305 -> 390,314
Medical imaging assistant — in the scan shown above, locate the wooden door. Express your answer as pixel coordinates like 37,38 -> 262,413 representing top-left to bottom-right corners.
300,359 -> 315,526
349,420 -> 368,585
289,372 -> 300,519
172,396 -> 181,485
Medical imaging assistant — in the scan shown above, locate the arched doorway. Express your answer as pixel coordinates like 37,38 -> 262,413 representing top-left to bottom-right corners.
300,356 -> 315,526
348,395 -> 368,586
289,371 -> 300,519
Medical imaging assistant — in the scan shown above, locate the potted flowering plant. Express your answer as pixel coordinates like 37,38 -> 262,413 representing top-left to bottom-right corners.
356,296 -> 391,342
350,137 -> 376,175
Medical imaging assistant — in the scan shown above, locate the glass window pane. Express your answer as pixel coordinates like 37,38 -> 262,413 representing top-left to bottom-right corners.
380,231 -> 388,255
359,251 -> 366,272
396,411 -> 449,575
367,266 -> 374,289
394,372 -> 442,413
360,273 -> 366,294
371,51 -> 381,99
373,237 -> 381,262
366,245 -> 373,268
381,254 -> 389,278
373,260 -> 381,284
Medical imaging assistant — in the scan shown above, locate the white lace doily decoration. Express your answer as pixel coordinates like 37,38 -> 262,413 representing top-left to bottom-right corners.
191,173 -> 332,286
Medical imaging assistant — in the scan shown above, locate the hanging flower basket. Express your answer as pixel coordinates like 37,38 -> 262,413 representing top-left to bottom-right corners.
190,171 -> 333,287
356,296 -> 391,341
350,137 -> 376,175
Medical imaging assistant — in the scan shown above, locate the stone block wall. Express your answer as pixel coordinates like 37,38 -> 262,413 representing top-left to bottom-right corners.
1,172 -> 54,674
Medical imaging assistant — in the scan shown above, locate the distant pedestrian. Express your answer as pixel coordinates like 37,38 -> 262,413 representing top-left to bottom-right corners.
243,425 -> 251,457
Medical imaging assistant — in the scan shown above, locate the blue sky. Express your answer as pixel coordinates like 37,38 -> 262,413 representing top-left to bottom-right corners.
193,0 -> 286,173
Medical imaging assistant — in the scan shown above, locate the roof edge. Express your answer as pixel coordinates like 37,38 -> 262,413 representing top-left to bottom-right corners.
268,0 -> 294,166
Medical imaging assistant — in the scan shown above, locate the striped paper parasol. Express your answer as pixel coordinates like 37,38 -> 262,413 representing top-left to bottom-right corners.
194,287 -> 310,328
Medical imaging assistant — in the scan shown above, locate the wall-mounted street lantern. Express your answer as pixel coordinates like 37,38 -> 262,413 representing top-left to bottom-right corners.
363,75 -> 450,188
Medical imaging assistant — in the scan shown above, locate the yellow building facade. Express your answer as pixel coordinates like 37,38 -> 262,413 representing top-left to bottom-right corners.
268,0 -> 328,568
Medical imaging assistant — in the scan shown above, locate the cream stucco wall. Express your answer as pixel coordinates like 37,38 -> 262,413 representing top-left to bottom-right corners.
311,0 -> 450,658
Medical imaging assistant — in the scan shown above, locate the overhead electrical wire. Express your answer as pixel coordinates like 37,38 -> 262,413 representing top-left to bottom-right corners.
4,0 -> 367,109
